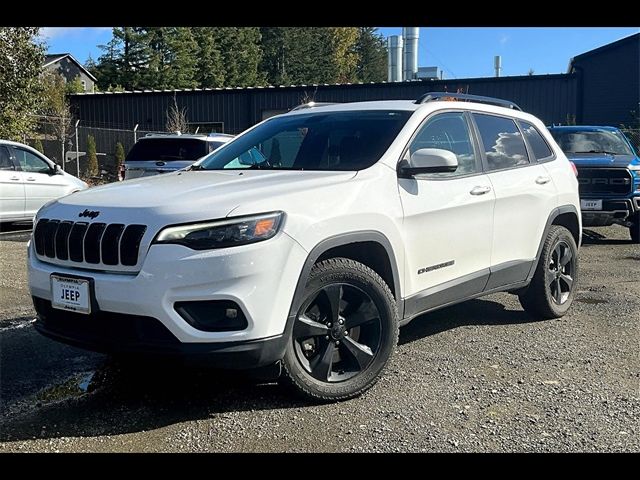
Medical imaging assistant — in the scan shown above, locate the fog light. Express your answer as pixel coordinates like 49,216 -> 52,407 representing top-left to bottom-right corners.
174,300 -> 248,332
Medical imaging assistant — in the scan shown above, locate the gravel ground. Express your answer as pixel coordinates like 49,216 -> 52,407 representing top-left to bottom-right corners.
0,225 -> 638,452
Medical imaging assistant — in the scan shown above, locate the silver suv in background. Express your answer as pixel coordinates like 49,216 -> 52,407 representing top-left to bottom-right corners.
121,133 -> 233,180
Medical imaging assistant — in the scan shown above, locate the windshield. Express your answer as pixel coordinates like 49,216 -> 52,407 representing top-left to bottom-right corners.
125,138 -> 209,161
197,110 -> 412,171
549,129 -> 633,156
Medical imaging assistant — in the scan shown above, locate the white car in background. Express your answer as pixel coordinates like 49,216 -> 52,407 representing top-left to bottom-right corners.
0,140 -> 87,224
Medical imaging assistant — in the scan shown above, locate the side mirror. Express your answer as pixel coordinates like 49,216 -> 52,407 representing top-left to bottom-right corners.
51,164 -> 63,175
398,148 -> 458,177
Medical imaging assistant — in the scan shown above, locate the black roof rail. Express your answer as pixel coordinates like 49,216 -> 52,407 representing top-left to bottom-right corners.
415,92 -> 522,111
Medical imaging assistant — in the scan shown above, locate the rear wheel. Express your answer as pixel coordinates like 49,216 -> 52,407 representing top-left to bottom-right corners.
519,225 -> 578,319
281,258 -> 398,402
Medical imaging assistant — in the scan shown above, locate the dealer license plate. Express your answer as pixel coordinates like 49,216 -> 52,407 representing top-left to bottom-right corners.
580,199 -> 602,211
50,275 -> 91,314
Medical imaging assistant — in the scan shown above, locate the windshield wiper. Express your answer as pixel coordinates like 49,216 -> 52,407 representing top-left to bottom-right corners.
573,150 -> 618,155
187,164 -> 204,171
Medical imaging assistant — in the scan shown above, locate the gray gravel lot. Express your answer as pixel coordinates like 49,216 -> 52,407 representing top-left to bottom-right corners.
0,225 -> 638,452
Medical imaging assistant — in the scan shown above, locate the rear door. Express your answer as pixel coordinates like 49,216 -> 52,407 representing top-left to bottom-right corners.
470,113 -> 558,289
0,146 -> 25,220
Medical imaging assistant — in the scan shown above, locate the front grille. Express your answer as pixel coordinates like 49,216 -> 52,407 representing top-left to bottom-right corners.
577,168 -> 633,197
34,218 -> 146,267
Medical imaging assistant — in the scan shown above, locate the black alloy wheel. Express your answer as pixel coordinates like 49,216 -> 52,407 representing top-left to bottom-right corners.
281,258 -> 398,401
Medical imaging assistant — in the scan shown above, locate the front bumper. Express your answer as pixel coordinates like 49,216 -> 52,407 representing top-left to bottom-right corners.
33,297 -> 287,368
28,231 -> 308,352
581,198 -> 638,227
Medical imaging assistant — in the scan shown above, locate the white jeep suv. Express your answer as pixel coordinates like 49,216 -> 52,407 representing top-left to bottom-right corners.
28,93 -> 581,401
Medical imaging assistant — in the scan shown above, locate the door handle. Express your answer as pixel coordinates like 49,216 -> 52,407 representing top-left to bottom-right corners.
535,176 -> 551,185
470,185 -> 492,196
10,176 -> 20,181
26,177 -> 36,181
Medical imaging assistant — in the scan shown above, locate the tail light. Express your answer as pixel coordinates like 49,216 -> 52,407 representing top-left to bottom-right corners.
118,164 -> 126,181
569,161 -> 578,177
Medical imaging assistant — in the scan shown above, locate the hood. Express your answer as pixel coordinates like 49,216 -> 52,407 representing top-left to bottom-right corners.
566,153 -> 638,168
39,169 -> 357,226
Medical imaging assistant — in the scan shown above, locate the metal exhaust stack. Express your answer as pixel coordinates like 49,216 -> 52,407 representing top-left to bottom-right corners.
402,27 -> 419,81
387,35 -> 403,82
494,55 -> 502,78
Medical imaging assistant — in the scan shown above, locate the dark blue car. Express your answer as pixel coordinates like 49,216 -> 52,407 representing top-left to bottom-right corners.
548,126 -> 640,243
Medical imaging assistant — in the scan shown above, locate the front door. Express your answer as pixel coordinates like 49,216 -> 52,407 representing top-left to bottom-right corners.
11,147 -> 65,217
0,146 -> 25,221
398,111 -> 495,315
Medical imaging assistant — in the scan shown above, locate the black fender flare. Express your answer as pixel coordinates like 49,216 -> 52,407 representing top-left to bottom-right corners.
284,230 -> 403,336
527,204 -> 580,281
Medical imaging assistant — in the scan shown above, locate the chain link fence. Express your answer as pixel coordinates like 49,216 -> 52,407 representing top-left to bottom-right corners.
24,116 -> 166,184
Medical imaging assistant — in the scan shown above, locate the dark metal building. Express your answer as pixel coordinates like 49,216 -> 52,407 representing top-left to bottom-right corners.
68,33 -> 638,135
569,33 -> 639,126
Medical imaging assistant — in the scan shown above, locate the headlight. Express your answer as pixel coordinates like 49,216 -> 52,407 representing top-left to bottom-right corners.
629,164 -> 640,172
153,212 -> 284,250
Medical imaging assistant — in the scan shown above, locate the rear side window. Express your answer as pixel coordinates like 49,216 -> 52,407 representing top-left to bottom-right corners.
473,113 -> 529,171
520,121 -> 553,160
125,138 -> 209,162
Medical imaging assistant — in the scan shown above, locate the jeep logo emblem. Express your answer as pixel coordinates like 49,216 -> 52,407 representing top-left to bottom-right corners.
578,178 -> 631,185
78,209 -> 100,219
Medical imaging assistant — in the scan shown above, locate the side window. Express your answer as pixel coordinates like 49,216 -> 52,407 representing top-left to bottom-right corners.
520,121 -> 553,161
0,146 -> 16,171
409,112 -> 478,177
14,148 -> 51,174
473,113 -> 530,171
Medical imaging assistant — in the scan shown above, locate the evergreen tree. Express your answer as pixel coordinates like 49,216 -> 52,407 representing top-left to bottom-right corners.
218,27 -> 264,87
0,27 -> 45,141
193,27 -> 225,88
112,27 -> 148,90
329,27 -> 359,83
31,138 -> 44,153
354,28 -> 387,83
114,141 -> 125,170
86,135 -> 98,177
94,35 -> 121,90
165,27 -> 198,89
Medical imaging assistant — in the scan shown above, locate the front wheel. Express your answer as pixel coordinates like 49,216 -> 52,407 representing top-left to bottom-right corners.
281,258 -> 398,402
519,225 -> 579,319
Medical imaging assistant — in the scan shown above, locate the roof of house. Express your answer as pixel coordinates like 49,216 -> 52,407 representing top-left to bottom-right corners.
568,33 -> 639,73
43,53 -> 98,82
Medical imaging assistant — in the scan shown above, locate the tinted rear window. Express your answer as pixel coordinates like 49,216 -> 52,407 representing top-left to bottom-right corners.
520,121 -> 553,160
125,138 -> 208,161
473,113 -> 529,171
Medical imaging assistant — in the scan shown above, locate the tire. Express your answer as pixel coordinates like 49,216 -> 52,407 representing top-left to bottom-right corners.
519,225 -> 579,319
629,214 -> 640,244
281,258 -> 399,402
